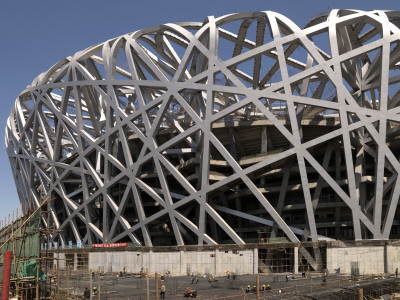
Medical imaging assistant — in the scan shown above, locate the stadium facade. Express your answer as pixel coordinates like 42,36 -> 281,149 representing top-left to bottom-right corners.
6,9 -> 400,256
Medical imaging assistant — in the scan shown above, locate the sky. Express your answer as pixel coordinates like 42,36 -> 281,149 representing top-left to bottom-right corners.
0,0 -> 398,223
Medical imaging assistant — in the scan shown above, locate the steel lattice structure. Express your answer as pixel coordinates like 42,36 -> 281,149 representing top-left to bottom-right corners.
5,10 -> 400,255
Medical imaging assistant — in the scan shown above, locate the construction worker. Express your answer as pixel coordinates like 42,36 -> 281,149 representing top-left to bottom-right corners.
261,284 -> 266,291
83,287 -> 90,299
160,282 -> 166,299
252,285 -> 257,293
245,285 -> 251,293
266,284 -> 271,291
93,286 -> 98,295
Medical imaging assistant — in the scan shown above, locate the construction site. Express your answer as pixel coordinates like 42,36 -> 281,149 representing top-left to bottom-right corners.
2,7 -> 400,300
1,197 -> 400,299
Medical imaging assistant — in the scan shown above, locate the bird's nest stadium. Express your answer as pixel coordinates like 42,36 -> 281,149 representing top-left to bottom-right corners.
6,9 -> 400,262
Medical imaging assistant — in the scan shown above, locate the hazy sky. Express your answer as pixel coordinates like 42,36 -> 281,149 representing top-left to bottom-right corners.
0,0 -> 398,223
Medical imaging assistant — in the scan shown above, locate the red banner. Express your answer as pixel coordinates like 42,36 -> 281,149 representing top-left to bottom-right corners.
92,243 -> 128,248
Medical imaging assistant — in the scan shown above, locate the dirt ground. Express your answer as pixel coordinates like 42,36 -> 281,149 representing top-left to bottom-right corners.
63,272 -> 400,300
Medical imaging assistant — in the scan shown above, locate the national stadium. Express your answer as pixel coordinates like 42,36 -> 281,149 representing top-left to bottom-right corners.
5,9 -> 400,272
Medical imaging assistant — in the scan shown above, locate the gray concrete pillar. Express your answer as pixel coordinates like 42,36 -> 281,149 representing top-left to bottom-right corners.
261,126 -> 268,153
74,253 -> 78,271
87,252 -> 91,271
59,253 -> 66,269
149,250 -> 153,274
53,253 -> 58,269
214,249 -> 219,275
253,248 -> 258,274
180,250 -> 184,275
294,247 -> 299,274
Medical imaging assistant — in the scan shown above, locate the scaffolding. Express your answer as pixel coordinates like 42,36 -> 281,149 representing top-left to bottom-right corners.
0,197 -> 61,299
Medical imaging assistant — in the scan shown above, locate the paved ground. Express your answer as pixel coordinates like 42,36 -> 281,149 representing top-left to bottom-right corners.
60,272 -> 400,299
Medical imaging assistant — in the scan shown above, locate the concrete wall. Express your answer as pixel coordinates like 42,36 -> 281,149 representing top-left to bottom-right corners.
87,249 -> 255,276
386,245 -> 400,274
326,244 -> 400,275
327,246 -> 385,275
51,241 -> 400,276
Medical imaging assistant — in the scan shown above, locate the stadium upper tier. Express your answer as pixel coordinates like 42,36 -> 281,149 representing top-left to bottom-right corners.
5,10 -> 400,250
